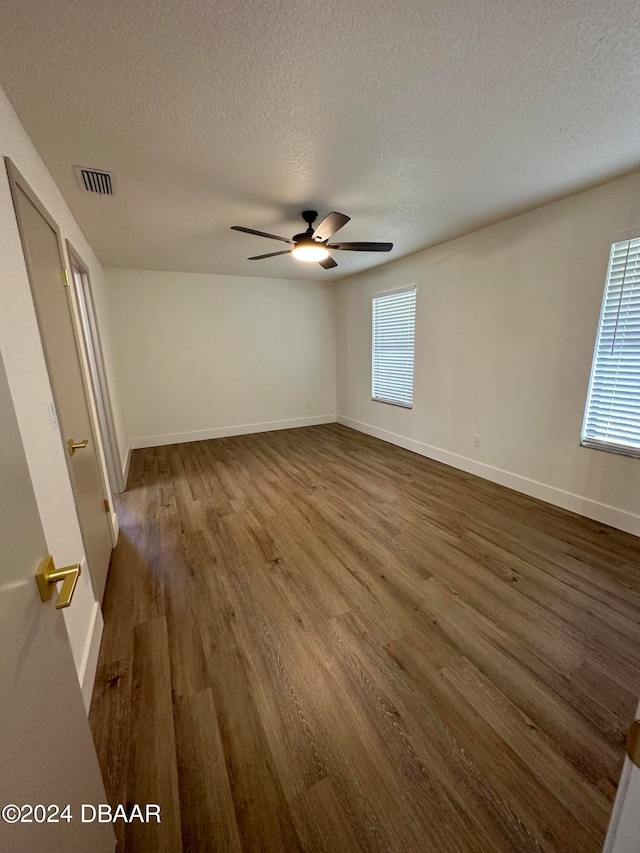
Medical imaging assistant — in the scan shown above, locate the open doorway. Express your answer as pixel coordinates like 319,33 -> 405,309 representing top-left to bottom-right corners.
66,242 -> 125,495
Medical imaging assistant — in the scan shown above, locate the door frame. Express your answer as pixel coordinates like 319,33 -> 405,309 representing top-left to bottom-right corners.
66,240 -> 125,494
603,704 -> 640,852
4,156 -> 115,561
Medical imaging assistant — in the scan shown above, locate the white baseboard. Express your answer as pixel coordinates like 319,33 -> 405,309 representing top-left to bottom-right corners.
122,442 -> 132,487
79,601 -> 103,713
130,414 -> 337,450
337,415 -> 640,537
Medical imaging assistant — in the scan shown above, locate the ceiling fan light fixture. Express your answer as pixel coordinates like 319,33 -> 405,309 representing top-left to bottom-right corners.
292,241 -> 329,263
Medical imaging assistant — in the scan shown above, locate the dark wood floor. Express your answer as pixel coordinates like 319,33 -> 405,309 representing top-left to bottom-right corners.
90,423 -> 640,852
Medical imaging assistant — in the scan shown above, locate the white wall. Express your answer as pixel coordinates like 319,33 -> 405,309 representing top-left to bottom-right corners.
105,268 -> 337,447
337,171 -> 640,536
0,84 -> 127,704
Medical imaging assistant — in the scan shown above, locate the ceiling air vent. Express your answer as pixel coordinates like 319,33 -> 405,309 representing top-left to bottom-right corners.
74,166 -> 116,196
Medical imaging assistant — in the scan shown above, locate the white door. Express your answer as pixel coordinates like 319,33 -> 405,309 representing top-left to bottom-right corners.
0,348 -> 114,852
6,158 -> 113,601
68,252 -> 125,495
603,714 -> 640,852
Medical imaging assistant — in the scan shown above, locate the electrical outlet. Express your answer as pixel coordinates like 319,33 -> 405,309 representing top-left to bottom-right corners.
285,404 -> 291,413
473,434 -> 481,447
306,401 -> 311,410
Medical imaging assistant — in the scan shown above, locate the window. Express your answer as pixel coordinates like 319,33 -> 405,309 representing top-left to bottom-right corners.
372,286 -> 416,408
582,237 -> 640,457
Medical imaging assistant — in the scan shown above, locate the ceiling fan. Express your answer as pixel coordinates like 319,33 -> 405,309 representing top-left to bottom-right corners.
231,210 -> 393,269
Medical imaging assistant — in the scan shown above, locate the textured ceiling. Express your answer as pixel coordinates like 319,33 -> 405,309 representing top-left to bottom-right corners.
0,0 -> 638,281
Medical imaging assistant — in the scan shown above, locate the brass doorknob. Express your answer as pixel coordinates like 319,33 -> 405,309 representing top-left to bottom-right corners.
36,555 -> 81,609
67,437 -> 89,456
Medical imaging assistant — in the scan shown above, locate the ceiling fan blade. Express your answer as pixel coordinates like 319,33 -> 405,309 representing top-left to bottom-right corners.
231,226 -> 293,244
319,255 -> 338,269
327,241 -> 393,252
312,212 -> 350,242
248,250 -> 291,260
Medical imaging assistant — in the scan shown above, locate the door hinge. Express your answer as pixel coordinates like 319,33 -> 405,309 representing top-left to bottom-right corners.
62,268 -> 70,287
104,499 -> 110,513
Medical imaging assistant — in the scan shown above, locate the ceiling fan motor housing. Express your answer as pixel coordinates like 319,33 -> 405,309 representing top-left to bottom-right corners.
293,232 -> 316,245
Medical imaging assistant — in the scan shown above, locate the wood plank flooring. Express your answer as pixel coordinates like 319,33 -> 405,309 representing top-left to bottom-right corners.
90,423 -> 640,852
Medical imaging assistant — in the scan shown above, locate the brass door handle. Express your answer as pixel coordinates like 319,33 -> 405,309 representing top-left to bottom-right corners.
628,720 -> 640,769
67,437 -> 89,456
36,555 -> 81,609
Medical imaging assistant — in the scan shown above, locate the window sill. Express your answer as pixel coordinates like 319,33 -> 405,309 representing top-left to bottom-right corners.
372,397 -> 412,410
580,439 -> 640,460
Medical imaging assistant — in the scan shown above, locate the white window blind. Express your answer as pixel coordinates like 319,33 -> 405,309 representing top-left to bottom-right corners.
372,287 -> 416,408
582,237 -> 640,457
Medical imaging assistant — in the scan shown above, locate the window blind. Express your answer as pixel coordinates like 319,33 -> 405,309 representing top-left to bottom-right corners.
582,237 -> 640,457
372,287 -> 416,408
